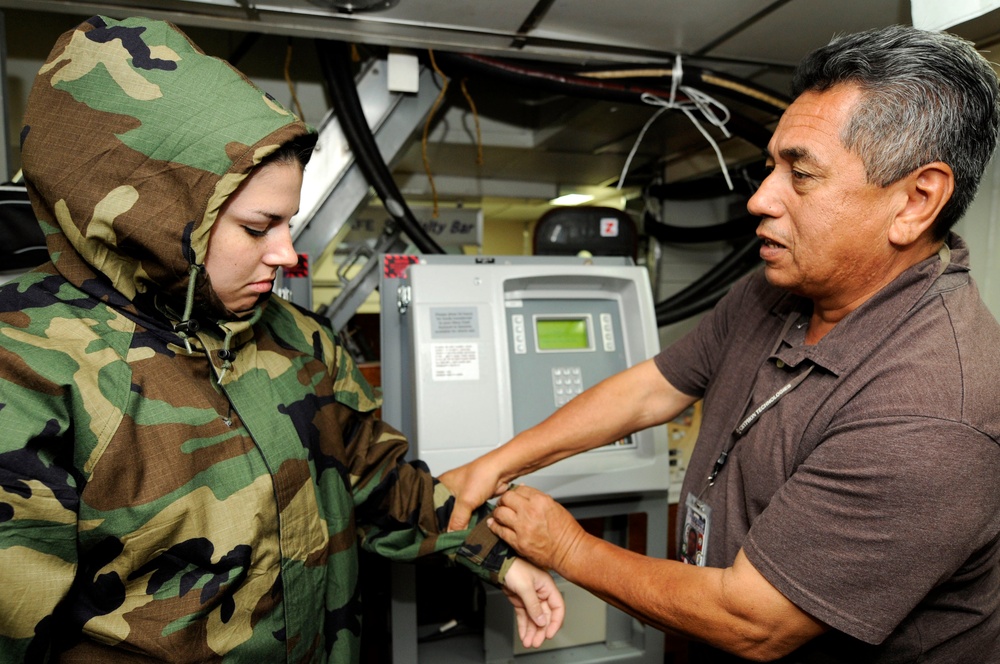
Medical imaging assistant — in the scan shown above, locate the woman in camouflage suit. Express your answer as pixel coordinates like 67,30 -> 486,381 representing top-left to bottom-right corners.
0,15 -> 562,662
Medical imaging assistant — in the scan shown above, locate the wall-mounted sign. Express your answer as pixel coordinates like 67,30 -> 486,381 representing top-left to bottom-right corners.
348,206 -> 483,247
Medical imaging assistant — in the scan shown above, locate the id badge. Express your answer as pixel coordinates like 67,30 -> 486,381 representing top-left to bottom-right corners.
681,492 -> 712,566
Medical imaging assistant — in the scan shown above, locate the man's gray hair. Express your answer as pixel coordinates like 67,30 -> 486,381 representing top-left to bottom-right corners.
792,25 -> 1000,239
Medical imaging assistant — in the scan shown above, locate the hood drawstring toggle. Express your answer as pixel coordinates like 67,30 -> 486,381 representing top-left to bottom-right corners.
173,263 -> 203,353
216,325 -> 235,384
215,307 -> 262,385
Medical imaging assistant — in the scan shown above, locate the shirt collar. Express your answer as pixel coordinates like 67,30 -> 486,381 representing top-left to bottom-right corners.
769,233 -> 970,377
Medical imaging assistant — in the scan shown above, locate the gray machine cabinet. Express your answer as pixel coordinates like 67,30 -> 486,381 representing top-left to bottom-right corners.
379,255 -> 669,663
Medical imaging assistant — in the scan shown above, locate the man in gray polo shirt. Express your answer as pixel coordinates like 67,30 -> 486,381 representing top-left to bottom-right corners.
441,25 -> 1000,663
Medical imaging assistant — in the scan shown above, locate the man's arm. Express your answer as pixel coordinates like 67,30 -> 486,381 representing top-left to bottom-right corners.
442,359 -> 698,530
489,485 -> 828,661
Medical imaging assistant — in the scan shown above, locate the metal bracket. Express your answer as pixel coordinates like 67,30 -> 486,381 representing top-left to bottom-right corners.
319,225 -> 409,331
396,284 -> 411,315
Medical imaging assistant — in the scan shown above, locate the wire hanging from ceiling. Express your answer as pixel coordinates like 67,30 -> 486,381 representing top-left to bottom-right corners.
617,55 -> 735,191
421,50 -> 486,219
432,50 -> 790,326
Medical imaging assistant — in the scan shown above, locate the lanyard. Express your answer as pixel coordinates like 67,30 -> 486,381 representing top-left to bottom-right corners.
732,363 -> 814,437
702,243 -> 950,491
704,312 -> 814,489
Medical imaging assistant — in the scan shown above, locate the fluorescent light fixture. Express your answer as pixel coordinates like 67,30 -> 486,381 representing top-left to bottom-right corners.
549,193 -> 594,206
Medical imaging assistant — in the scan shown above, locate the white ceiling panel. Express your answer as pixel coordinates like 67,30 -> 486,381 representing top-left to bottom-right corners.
534,0 -> 779,58
709,0 -> 913,66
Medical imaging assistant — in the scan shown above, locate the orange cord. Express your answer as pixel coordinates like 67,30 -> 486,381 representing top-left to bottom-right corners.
284,42 -> 306,121
421,49 -> 450,218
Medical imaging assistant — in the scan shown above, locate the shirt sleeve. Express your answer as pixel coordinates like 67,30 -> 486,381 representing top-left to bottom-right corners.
654,271 -> 770,398
742,416 -> 1000,644
330,343 -> 514,586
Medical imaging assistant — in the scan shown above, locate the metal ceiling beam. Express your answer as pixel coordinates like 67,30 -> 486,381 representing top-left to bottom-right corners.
2,0 -> 676,65
693,0 -> 796,56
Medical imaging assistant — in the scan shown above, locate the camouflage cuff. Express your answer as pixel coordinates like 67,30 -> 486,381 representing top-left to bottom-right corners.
497,556 -> 516,585
457,518 -> 515,586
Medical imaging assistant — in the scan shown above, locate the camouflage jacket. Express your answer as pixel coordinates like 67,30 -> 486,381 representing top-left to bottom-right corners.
0,16 -> 509,663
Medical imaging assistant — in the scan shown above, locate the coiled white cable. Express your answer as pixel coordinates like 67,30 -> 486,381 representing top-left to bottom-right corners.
616,55 -> 734,191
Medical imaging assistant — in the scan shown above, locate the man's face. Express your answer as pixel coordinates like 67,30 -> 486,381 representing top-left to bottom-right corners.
205,160 -> 303,315
747,84 -> 906,312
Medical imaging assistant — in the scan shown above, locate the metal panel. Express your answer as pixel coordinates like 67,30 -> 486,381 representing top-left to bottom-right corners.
708,0 -> 912,65
536,0 -> 777,56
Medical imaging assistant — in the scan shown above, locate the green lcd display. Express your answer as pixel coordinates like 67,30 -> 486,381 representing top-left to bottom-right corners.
535,317 -> 589,350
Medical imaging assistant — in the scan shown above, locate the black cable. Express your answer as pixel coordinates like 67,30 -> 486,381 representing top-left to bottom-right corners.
656,278 -> 741,327
227,32 -> 261,67
428,50 -> 782,326
315,40 -> 445,254
645,166 -> 765,201
644,210 -> 758,245
655,235 -> 760,315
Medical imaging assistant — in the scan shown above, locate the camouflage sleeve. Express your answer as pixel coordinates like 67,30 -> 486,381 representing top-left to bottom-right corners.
330,343 -> 515,586
0,346 -> 80,659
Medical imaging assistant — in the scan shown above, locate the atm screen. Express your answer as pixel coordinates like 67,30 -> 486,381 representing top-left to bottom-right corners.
535,317 -> 590,350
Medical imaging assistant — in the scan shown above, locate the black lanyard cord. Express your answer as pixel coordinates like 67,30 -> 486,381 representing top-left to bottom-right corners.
733,364 -> 815,437
704,312 -> 813,489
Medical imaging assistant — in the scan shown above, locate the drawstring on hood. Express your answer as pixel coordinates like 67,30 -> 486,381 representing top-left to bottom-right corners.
215,307 -> 262,384
174,263 -> 203,353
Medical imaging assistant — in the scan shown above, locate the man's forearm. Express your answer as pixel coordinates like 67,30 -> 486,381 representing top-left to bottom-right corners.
553,535 -> 826,661
493,359 -> 696,481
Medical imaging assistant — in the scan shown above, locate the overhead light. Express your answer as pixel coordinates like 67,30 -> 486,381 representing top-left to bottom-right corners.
306,0 -> 399,13
549,193 -> 594,206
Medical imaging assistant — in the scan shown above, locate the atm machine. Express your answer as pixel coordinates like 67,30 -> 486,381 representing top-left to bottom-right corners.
379,254 -> 670,664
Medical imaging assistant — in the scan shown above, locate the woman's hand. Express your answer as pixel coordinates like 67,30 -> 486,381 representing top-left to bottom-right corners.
500,558 -> 566,648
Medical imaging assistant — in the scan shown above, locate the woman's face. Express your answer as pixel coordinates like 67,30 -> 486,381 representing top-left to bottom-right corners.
204,160 -> 303,315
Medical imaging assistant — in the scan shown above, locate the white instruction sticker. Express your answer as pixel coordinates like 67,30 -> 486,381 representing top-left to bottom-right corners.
431,307 -> 479,338
432,342 -> 480,381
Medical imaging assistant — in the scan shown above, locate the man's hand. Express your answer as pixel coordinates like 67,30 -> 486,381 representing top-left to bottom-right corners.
487,485 -> 586,572
501,558 -> 566,648
439,460 -> 509,531
492,487 -> 827,660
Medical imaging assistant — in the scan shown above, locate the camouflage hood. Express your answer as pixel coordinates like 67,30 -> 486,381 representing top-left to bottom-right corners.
20,15 -> 312,322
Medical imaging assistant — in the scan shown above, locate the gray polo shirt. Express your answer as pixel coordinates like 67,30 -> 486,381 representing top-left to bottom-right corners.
656,234 -> 1000,663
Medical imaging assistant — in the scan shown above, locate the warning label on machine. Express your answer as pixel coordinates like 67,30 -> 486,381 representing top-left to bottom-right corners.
430,307 -> 479,338
431,342 -> 480,381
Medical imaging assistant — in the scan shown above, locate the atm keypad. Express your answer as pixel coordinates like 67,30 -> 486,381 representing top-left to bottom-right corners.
552,367 -> 583,406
